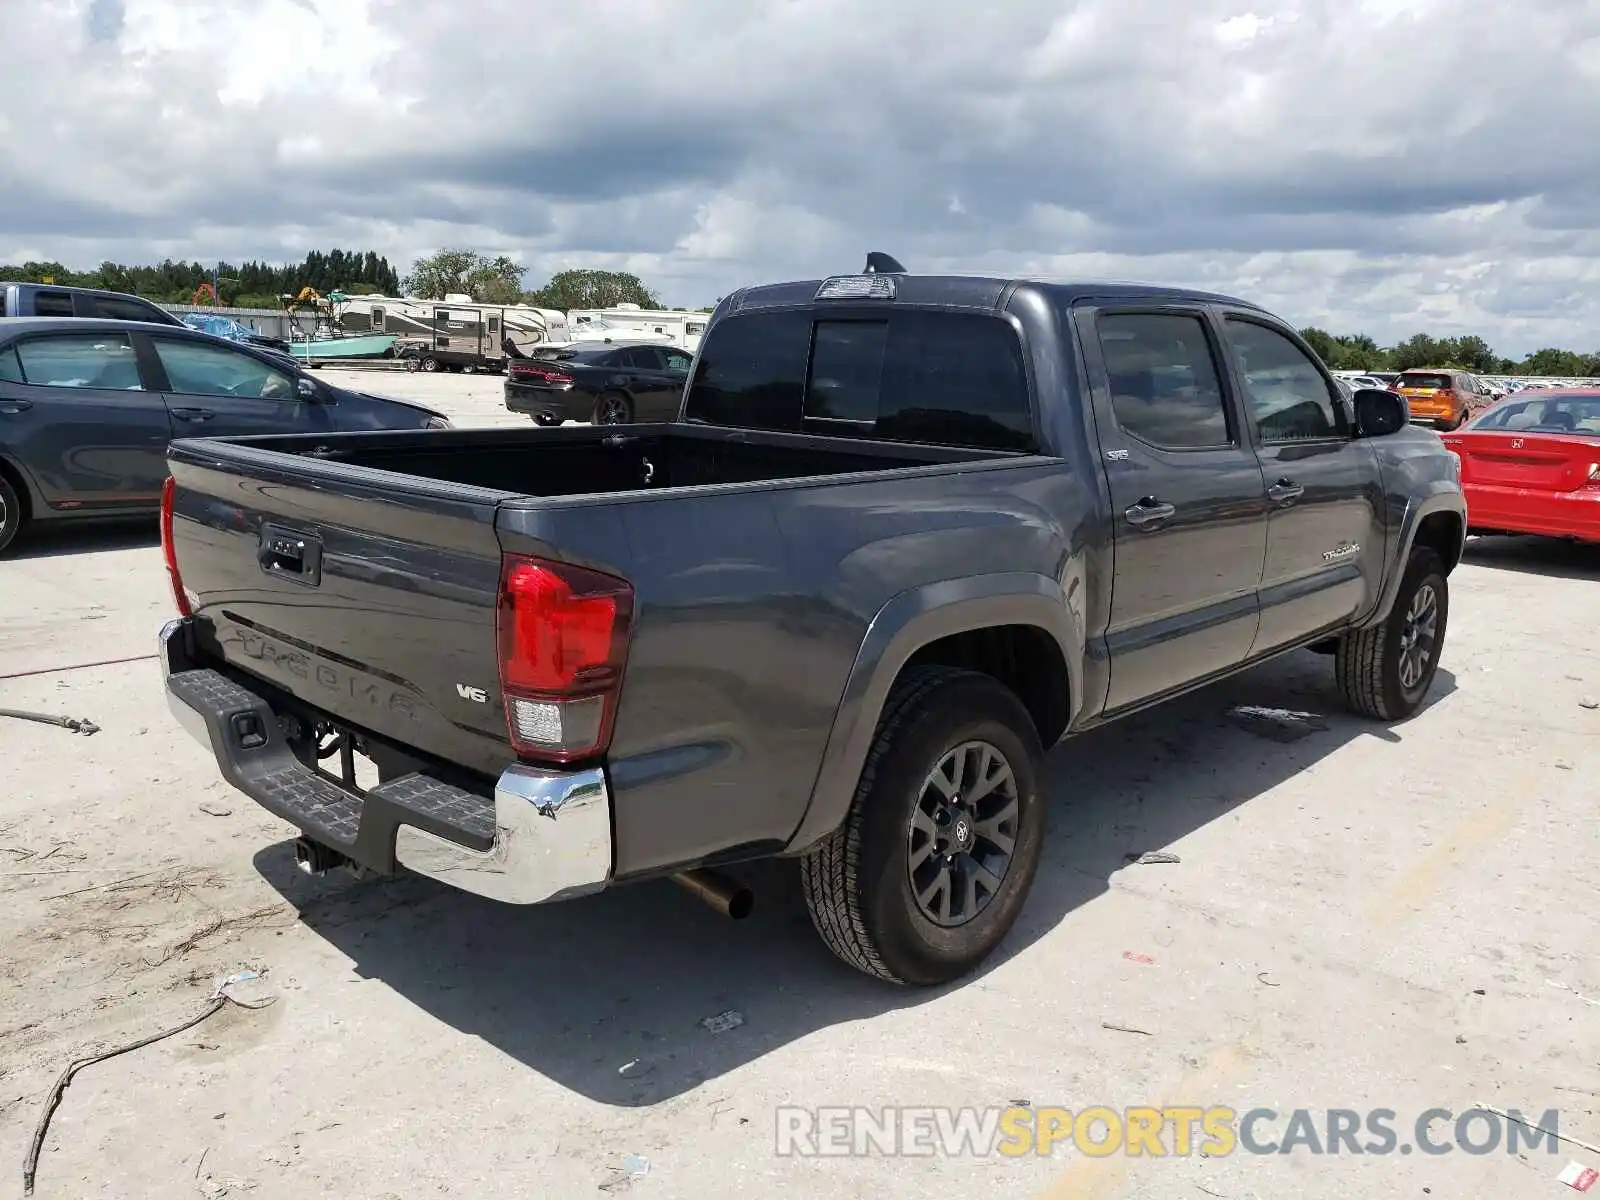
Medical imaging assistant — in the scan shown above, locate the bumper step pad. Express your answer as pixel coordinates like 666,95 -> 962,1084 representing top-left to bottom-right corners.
167,667 -> 495,866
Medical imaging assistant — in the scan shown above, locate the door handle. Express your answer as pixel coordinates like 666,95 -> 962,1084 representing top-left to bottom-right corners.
1266,478 -> 1304,503
0,399 -> 32,415
1123,497 -> 1176,529
170,407 -> 216,423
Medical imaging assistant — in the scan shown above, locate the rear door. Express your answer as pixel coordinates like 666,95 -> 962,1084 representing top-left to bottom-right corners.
0,329 -> 172,510
619,346 -> 688,418
1215,313 -> 1387,652
1072,304 -> 1269,710
142,333 -> 335,438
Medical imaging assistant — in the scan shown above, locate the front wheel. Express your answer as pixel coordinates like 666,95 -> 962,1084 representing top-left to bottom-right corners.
1334,547 -> 1449,720
801,666 -> 1046,985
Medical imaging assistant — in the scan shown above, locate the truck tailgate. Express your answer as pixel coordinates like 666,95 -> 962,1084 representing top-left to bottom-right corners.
166,439 -> 516,777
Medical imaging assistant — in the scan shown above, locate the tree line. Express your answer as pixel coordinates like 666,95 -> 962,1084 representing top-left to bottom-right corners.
1300,328 -> 1600,378
0,250 -> 402,311
0,246 -> 711,316
8,248 -> 1587,365
398,248 -> 707,312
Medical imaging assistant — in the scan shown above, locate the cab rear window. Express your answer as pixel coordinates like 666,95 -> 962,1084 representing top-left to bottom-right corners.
683,309 -> 1035,452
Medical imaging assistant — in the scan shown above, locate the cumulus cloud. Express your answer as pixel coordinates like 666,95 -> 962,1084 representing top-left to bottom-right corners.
1,0 -> 1598,353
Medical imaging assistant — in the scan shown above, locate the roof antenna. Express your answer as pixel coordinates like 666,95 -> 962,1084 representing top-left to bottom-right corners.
863,252 -> 907,274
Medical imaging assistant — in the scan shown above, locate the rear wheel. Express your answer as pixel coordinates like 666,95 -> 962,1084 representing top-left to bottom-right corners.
1335,547 -> 1448,720
420,355 -> 440,373
594,392 -> 633,425
801,666 -> 1046,985
0,473 -> 22,556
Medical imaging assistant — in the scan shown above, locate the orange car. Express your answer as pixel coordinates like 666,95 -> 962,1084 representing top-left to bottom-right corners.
1392,369 -> 1485,430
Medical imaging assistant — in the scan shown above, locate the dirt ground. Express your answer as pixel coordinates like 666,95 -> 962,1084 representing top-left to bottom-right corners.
2,369 -> 1598,1198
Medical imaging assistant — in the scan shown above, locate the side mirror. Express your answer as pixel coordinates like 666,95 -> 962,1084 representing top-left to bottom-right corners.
296,376 -> 320,400
1353,388 -> 1408,437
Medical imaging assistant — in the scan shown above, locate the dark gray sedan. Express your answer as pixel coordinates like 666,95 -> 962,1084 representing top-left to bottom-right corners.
0,317 -> 452,554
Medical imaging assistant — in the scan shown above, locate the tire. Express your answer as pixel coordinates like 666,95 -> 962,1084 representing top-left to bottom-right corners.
420,355 -> 439,373
0,472 -> 22,557
593,392 -> 633,425
1335,547 -> 1448,720
462,363 -> 477,375
801,666 -> 1047,985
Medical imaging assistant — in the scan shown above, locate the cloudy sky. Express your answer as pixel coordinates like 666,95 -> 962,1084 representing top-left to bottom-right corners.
2,0 -> 1598,355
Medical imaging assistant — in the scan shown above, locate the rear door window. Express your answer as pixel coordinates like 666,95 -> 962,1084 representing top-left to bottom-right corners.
13,333 -> 144,389
152,338 -> 298,400
624,346 -> 667,371
0,346 -> 22,383
1094,312 -> 1232,450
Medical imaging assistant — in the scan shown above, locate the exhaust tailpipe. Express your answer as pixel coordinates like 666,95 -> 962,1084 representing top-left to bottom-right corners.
671,868 -> 754,920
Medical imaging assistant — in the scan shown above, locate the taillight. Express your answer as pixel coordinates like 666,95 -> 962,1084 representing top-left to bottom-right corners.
160,476 -> 193,618
511,364 -> 574,386
1581,464 -> 1600,491
496,554 -> 633,764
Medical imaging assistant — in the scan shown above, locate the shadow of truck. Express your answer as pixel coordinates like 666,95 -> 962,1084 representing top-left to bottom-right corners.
254,646 -> 1457,1106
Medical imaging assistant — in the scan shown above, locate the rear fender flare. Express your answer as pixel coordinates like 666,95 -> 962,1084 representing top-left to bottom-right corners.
784,572 -> 1082,853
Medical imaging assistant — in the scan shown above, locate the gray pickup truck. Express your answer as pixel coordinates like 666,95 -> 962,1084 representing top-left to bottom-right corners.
159,262 -> 1466,985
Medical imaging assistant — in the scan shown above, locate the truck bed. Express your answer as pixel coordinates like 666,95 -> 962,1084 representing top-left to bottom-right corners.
164,421 -> 1054,878
219,422 -> 997,496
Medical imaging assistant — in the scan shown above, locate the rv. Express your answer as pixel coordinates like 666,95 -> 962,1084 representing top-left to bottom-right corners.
337,294 -> 570,372
568,304 -> 709,351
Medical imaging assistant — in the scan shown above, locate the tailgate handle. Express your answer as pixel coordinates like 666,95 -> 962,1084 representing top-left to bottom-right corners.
258,524 -> 323,586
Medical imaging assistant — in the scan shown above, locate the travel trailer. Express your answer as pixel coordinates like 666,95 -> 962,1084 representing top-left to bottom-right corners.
337,294 -> 570,372
568,304 -> 709,351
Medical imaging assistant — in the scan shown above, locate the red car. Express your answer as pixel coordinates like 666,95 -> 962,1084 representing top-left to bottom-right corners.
1441,389 -> 1600,543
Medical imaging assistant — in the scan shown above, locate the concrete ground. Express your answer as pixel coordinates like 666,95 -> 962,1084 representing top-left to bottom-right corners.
311,360 -> 541,429
1,370 -> 1598,1198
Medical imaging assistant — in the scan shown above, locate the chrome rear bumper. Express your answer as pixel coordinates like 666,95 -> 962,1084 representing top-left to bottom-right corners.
392,765 -> 611,904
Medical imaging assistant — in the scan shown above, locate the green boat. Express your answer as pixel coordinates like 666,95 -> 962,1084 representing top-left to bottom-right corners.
289,333 -> 397,361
